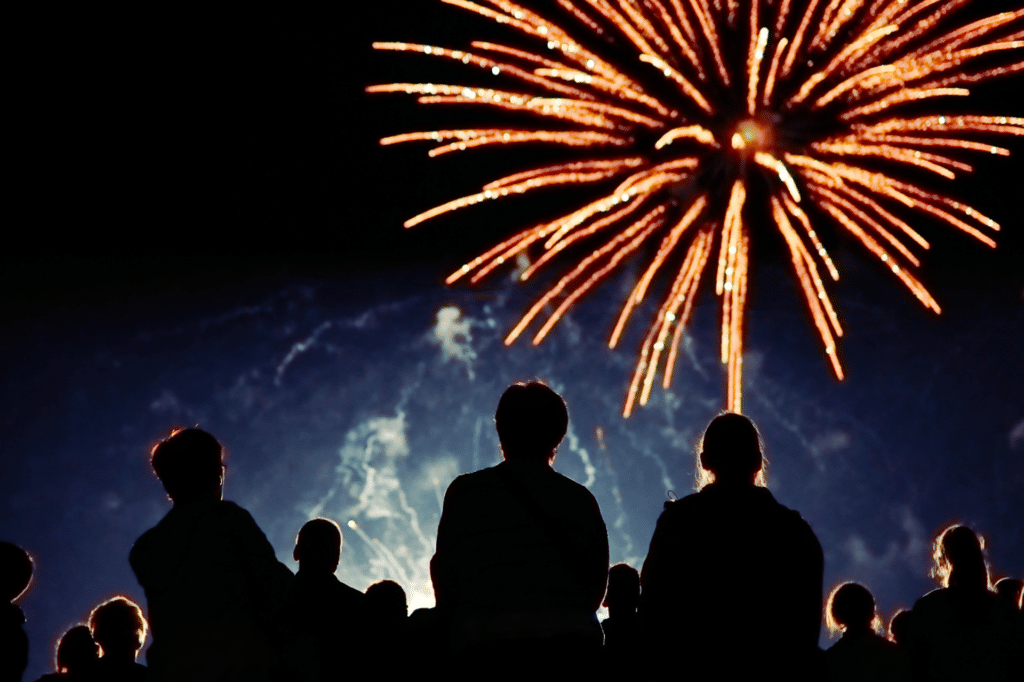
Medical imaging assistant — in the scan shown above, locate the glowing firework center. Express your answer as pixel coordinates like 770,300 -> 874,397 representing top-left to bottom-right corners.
371,0 -> 1024,416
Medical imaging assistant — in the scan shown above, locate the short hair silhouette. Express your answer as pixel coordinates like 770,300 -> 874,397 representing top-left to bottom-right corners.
604,563 -> 640,610
0,542 -> 33,603
54,624 -> 99,673
89,596 -> 148,658
293,518 -> 342,573
888,609 -> 910,645
150,427 -> 224,502
826,582 -> 880,635
697,413 -> 766,488
494,381 -> 568,461
366,579 -> 407,621
931,524 -> 989,590
993,577 -> 1022,610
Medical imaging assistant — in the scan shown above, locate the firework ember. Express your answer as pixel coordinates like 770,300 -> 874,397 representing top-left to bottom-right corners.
369,0 -> 1024,416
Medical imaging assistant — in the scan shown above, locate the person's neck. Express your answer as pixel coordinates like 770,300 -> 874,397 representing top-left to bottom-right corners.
101,648 -> 138,665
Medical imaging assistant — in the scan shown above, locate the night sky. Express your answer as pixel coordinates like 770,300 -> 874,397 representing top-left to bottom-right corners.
4,2 -> 1023,679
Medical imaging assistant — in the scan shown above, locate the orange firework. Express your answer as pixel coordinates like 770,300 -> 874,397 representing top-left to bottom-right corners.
369,0 -> 1024,416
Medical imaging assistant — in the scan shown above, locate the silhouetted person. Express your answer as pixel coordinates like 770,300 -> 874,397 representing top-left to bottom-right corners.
129,428 -> 293,682
994,577 -> 1023,611
888,609 -> 912,648
824,582 -> 907,682
908,525 -> 1017,681
601,564 -> 640,668
87,597 -> 148,682
1,541 -> 33,682
282,518 -> 367,681
431,382 -> 609,671
364,580 -> 409,674
638,413 -> 824,679
33,625 -> 98,682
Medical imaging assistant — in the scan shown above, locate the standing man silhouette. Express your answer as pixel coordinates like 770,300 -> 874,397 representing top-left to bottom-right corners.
431,382 -> 608,672
130,428 -> 293,682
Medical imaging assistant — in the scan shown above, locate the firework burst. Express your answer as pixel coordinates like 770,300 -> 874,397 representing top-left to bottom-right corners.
369,0 -> 1024,416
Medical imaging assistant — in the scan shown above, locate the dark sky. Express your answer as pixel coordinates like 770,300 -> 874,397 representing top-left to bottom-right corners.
4,1 -> 1023,678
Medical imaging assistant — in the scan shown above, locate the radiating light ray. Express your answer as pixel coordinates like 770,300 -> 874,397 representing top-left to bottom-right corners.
763,36 -> 788,107
781,192 -> 841,282
536,66 -> 672,115
523,195 -> 651,279
374,0 -> 1024,415
772,196 -> 844,379
789,24 -> 899,106
782,0 -> 824,77
371,41 -> 593,99
687,0 -> 731,84
639,53 -> 714,113
505,205 -> 667,344
804,170 -> 930,250
814,64 -> 896,108
610,196 -> 709,347
381,129 -> 629,156
810,182 -> 923,266
811,141 -> 969,179
661,229 -> 714,387
632,224 -> 714,411
483,158 -> 645,189
649,0 -> 704,74
655,125 -> 719,149
753,151 -> 801,202
747,27 -> 769,115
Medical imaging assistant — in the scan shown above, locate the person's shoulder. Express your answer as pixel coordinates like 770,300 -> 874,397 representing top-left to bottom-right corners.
445,466 -> 500,495
213,499 -> 251,518
336,578 -> 367,604
912,587 -> 950,613
549,467 -> 594,493
212,500 -> 266,533
129,512 -> 170,568
657,491 -> 702,516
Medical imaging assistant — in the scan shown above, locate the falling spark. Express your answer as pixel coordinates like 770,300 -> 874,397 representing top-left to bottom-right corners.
371,0 -> 1024,416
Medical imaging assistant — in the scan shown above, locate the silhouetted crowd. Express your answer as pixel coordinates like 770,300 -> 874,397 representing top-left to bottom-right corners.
3,382 -> 1022,681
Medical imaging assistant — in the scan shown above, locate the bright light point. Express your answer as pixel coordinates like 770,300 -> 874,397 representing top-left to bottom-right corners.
492,66 -> 500,76
347,520 -> 358,529
734,119 -> 768,152
724,282 -> 734,291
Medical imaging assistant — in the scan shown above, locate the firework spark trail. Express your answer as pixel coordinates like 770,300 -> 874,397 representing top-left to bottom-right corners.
372,0 -> 1024,415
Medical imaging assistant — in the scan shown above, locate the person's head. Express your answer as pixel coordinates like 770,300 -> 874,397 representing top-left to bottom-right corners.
150,428 -> 225,504
888,609 -> 911,645
0,541 -> 33,603
826,582 -> 880,636
603,563 -> 640,613
494,381 -> 568,463
698,413 -> 766,488
366,579 -> 408,622
294,518 -> 342,574
54,625 -> 99,674
931,524 -> 990,590
993,577 -> 1022,611
88,596 -> 147,661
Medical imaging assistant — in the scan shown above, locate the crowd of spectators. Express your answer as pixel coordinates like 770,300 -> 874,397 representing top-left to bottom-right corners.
3,382 -> 1021,680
